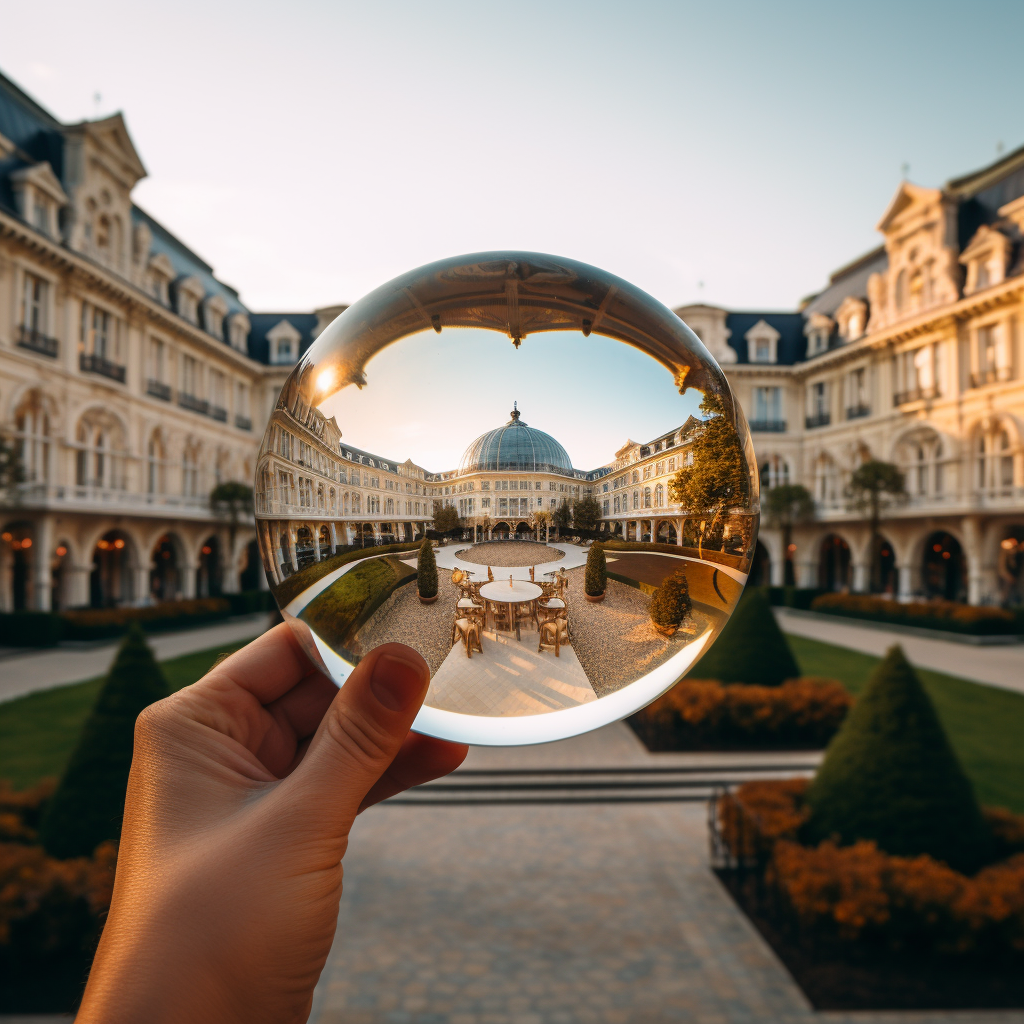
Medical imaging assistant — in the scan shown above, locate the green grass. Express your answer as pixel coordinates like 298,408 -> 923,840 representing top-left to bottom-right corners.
0,641 -> 249,790
788,634 -> 1024,813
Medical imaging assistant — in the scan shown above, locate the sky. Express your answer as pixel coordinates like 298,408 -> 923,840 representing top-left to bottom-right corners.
3,0 -> 1024,320
317,329 -> 705,471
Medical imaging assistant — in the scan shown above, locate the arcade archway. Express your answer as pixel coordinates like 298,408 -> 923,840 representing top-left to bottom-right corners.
819,534 -> 851,591
922,531 -> 965,601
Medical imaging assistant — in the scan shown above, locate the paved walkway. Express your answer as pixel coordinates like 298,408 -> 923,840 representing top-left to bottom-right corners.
310,723 -> 1023,1024
776,608 -> 1024,696
0,613 -> 269,704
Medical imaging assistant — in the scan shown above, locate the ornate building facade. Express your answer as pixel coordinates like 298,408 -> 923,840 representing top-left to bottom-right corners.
3,61 -> 1023,610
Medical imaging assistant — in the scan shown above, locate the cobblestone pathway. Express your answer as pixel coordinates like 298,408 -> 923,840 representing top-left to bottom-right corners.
311,725 -> 1023,1024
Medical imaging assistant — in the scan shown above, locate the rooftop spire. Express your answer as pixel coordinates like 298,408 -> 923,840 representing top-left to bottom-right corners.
510,401 -> 521,422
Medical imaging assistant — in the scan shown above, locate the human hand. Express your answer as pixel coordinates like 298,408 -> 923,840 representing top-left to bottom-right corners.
77,625 -> 467,1024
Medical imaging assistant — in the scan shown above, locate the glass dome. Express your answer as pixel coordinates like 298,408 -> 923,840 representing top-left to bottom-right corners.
458,404 -> 574,477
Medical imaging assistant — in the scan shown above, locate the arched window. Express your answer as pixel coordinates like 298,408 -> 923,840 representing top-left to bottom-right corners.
147,431 -> 165,494
632,489 -> 639,510
15,392 -> 50,484
758,455 -> 790,490
643,486 -> 652,508
654,484 -> 664,507
631,470 -> 639,484
182,444 -> 199,498
614,495 -> 620,513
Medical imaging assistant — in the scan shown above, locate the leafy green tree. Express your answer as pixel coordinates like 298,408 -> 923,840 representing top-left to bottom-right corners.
552,499 -> 573,536
764,484 -> 815,585
805,645 -> 991,872
650,568 -> 692,631
689,586 -> 799,685
40,624 -> 168,858
573,495 -> 602,532
431,501 -> 462,537
417,539 -> 438,599
669,391 -> 750,557
210,481 -> 255,571
846,460 -> 907,592
585,542 -> 607,596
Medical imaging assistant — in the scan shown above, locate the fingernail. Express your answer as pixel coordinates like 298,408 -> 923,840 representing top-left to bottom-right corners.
370,652 -> 426,711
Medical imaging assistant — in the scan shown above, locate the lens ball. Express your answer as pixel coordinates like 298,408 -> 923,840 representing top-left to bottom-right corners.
256,252 -> 759,745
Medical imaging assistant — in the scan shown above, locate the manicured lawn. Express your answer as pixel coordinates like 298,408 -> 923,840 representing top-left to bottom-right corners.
0,641 -> 249,790
788,634 -> 1024,813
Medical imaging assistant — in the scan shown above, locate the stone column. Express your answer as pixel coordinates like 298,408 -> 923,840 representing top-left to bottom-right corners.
221,536 -> 241,594
66,563 -> 92,608
311,523 -> 322,562
134,566 -> 153,606
181,559 -> 199,599
32,517 -> 54,612
330,522 -> 339,552
286,525 -> 299,572
852,562 -> 869,593
770,554 -> 784,586
897,565 -> 913,600
962,515 -> 984,605
0,545 -> 12,612
677,518 -> 685,547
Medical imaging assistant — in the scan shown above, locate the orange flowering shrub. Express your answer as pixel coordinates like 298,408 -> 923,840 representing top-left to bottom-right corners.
631,678 -> 851,750
719,778 -> 1024,956
810,593 -> 1016,635
0,779 -> 55,843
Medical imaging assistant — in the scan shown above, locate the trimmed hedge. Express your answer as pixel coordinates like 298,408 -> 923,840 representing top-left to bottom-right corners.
272,541 -> 421,607
603,538 -> 747,571
719,779 -> 1024,957
810,592 -> 1019,636
417,539 -> 438,599
584,543 -> 607,596
762,586 -> 828,610
0,612 -> 64,648
629,677 -> 852,750
650,568 -> 691,630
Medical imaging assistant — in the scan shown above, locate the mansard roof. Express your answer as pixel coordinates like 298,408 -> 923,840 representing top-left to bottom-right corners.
247,313 -> 319,363
724,311 -> 806,365
801,245 -> 887,320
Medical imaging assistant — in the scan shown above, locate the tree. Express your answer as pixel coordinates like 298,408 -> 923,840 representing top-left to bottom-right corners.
846,460 -> 907,592
552,499 -> 573,536
650,568 -> 692,632
585,542 -> 607,596
764,484 -> 815,585
40,624 -> 168,858
210,481 -> 255,573
529,509 -> 549,542
689,586 -> 799,685
669,391 -> 750,558
417,539 -> 438,599
431,501 -> 462,538
480,513 -> 493,542
804,645 -> 992,872
573,495 -> 602,533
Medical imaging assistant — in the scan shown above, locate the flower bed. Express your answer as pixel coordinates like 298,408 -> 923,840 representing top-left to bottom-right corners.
809,593 -> 1018,636
0,780 -> 116,1013
711,778 -> 1024,1009
628,677 -> 851,750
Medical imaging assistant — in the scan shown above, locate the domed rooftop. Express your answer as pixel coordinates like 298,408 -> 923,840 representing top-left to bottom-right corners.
458,404 -> 574,477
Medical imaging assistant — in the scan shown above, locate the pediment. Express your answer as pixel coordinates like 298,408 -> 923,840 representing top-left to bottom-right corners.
63,113 -> 147,188
959,224 -> 1011,262
148,252 -> 175,279
177,274 -> 206,299
203,294 -> 229,316
744,318 -> 780,343
875,181 -> 942,234
267,318 -> 303,342
10,161 -> 68,205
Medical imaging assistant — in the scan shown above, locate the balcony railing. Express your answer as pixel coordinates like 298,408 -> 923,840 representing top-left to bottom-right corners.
235,414 -> 253,431
12,482 -> 217,518
210,405 -> 228,423
748,419 -> 787,433
846,404 -> 871,420
969,367 -> 1012,388
147,379 -> 172,401
805,412 -> 831,429
178,393 -> 210,415
894,385 -> 939,405
80,352 -> 126,383
18,325 -> 59,358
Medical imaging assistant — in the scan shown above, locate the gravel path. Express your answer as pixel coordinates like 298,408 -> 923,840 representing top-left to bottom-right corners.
455,541 -> 566,566
563,567 -> 710,699
354,576 -> 458,674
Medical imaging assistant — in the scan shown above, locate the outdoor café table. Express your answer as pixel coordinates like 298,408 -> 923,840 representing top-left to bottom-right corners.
479,579 -> 543,641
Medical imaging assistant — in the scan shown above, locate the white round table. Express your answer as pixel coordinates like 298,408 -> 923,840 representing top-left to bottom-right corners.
479,580 -> 542,640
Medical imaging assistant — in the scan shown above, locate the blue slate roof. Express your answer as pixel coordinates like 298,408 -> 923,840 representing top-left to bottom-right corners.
802,246 -> 887,319
724,311 -> 807,366
247,313 -> 319,363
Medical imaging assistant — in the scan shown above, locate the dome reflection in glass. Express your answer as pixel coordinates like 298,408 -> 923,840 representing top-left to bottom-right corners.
255,252 -> 759,746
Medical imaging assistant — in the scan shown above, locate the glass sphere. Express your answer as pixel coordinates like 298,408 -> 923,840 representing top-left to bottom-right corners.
256,252 -> 759,746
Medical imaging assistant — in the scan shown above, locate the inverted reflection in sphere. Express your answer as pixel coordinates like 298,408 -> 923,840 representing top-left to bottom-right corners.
255,253 -> 759,746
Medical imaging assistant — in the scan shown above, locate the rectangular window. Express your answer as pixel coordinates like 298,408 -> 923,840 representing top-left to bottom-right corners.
21,273 -> 48,333
754,338 -> 770,362
754,386 -> 781,422
182,355 -> 199,396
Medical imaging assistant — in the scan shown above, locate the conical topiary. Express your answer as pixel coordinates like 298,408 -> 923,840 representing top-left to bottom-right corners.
417,539 -> 438,599
40,623 -> 168,859
804,644 -> 991,872
585,543 -> 607,597
689,585 -> 798,685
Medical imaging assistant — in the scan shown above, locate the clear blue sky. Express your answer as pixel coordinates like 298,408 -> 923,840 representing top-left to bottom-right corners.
3,1 -> 1022,317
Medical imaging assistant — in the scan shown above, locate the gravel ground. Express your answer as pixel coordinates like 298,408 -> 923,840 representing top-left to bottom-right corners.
353,576 -> 459,674
563,567 -> 711,698
456,541 -> 566,566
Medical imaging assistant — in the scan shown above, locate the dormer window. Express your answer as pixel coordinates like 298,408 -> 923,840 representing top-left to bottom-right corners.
175,276 -> 205,325
147,253 -> 174,306
835,296 -> 868,342
960,225 -> 1011,296
202,295 -> 229,341
745,319 -> 780,363
228,313 -> 250,353
804,313 -> 834,357
267,319 -> 302,365
10,162 -> 68,240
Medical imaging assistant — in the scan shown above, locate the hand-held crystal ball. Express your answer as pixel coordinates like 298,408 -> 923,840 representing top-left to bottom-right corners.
255,253 -> 759,745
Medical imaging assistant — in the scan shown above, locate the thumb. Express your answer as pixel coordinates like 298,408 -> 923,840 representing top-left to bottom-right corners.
286,642 -> 430,841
